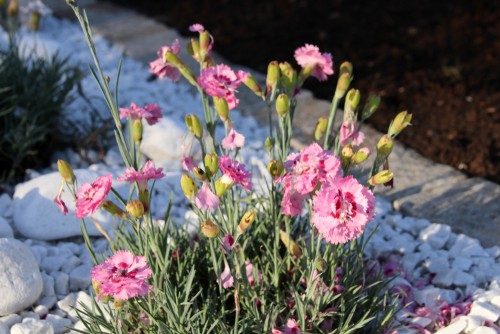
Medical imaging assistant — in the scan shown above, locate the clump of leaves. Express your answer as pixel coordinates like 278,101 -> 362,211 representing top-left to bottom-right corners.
0,37 -> 80,182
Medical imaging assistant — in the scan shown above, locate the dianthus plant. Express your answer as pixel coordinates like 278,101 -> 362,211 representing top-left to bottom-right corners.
60,2 -> 412,333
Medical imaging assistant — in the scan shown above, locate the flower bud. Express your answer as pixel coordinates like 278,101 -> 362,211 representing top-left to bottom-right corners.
92,281 -> 111,303
267,160 -> 283,178
101,200 -> 126,219
264,137 -> 273,153
335,72 -> 351,99
114,300 -> 125,310
126,200 -> 145,219
132,119 -> 143,143
341,145 -> 354,168
57,159 -> 75,184
7,0 -> 18,17
185,114 -> 203,139
192,167 -> 207,181
187,38 -> 201,62
215,176 -> 232,197
279,62 -> 297,94
314,116 -> 328,141
279,230 -> 302,257
369,170 -> 394,186
339,61 -> 353,77
204,152 -> 218,176
199,31 -> 211,61
213,96 -> 229,121
265,61 -> 280,98
362,95 -> 381,120
30,12 -> 41,31
180,174 -> 198,200
345,89 -> 361,112
237,209 -> 256,233
201,220 -> 220,238
352,147 -> 370,164
388,111 -> 412,138
164,51 -> 197,86
376,135 -> 394,159
315,258 -> 327,272
275,93 -> 290,117
241,73 -> 263,97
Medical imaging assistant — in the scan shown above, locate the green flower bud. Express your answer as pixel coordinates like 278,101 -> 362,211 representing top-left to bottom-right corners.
193,167 -> 207,181
335,72 -> 351,99
341,144 -> 354,168
264,137 -> 273,153
315,258 -> 327,272
132,119 -> 143,143
180,174 -> 198,200
199,31 -> 211,61
376,135 -> 394,159
279,62 -> 297,94
241,73 -> 263,97
238,209 -> 256,233
101,200 -> 126,219
265,61 -> 280,98
57,159 -> 75,184
126,200 -> 145,219
215,176 -> 231,197
201,221 -> 220,238
388,111 -> 412,138
187,38 -> 201,62
339,61 -> 353,77
275,93 -> 290,117
185,114 -> 203,139
204,152 -> 218,177
267,160 -> 283,178
369,170 -> 394,186
362,95 -> 381,120
279,230 -> 302,257
213,96 -> 229,121
314,116 -> 328,141
345,89 -> 361,112
352,147 -> 370,164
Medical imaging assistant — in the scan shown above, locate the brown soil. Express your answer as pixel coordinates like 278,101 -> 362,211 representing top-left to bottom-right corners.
103,0 -> 500,183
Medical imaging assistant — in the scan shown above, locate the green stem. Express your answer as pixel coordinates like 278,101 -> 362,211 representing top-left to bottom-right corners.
323,94 -> 340,150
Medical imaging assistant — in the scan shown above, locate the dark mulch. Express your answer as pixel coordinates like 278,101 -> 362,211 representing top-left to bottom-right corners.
103,0 -> 500,183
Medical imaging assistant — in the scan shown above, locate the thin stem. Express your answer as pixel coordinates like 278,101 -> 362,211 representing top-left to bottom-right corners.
323,94 -> 340,150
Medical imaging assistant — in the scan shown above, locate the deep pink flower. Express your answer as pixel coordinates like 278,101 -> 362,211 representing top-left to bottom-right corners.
294,44 -> 333,81
119,102 -> 163,125
311,175 -> 375,244
75,174 -> 112,219
272,318 -> 302,334
221,128 -> 245,150
91,250 -> 152,300
117,160 -> 164,189
218,155 -> 252,191
339,121 -> 365,147
197,64 -> 242,110
54,191 -> 68,215
194,183 -> 219,211
220,233 -> 235,254
149,39 -> 181,81
189,23 -> 205,32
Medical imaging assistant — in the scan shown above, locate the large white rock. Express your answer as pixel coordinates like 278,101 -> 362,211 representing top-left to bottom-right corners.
140,117 -> 187,162
13,169 -> 122,240
10,318 -> 54,334
0,216 -> 13,238
0,238 -> 43,316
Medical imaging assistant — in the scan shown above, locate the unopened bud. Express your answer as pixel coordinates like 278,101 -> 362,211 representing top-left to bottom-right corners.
314,116 -> 328,141
315,258 -> 327,272
240,72 -> 263,97
388,111 -> 412,138
264,137 -> 273,153
335,72 -> 351,99
30,12 -> 41,31
265,61 -> 280,98
279,230 -> 302,257
339,61 -> 353,77
185,114 -> 203,139
114,300 -> 125,310
352,147 -> 370,164
101,200 -> 126,219
275,94 -> 290,117
187,38 -> 201,62
57,159 -> 75,184
345,89 -> 361,112
237,209 -> 256,233
126,200 -> 144,219
215,176 -> 232,197
193,167 -> 207,181
369,170 -> 394,186
213,96 -> 229,121
163,50 -> 183,67
267,160 -> 283,178
201,220 -> 220,238
204,152 -> 218,176
199,31 -> 211,61
362,95 -> 381,120
132,119 -> 143,143
341,145 -> 354,167
7,0 -> 18,16
279,62 -> 297,94
180,174 -> 197,200
377,135 -> 394,159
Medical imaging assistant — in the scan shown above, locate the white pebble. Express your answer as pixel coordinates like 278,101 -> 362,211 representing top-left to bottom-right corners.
41,273 -> 56,297
449,234 -> 488,257
419,223 -> 451,249
69,265 -> 92,291
424,257 -> 450,274
468,301 -> 500,323
11,318 -> 54,334
37,295 -> 58,310
40,256 -> 66,273
45,314 -> 72,334
472,326 -> 498,334
0,313 -> 22,327
61,256 -> 81,274
452,256 -> 473,272
54,272 -> 70,296
434,316 -> 467,334
20,311 -> 39,320
33,305 -> 48,319
453,270 -> 475,286
0,322 -> 8,334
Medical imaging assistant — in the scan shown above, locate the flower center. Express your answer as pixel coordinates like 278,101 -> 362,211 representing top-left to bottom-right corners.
330,190 -> 357,223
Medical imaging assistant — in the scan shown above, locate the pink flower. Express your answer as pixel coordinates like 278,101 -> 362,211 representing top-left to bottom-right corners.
197,64 -> 242,110
220,233 -> 235,254
218,155 -> 252,191
339,121 -> 365,147
189,23 -> 205,32
119,102 -> 163,125
311,175 -> 375,244
149,39 -> 181,81
272,318 -> 301,334
294,44 -> 333,81
221,128 -> 245,150
75,174 -> 112,219
281,184 -> 308,217
91,250 -> 152,300
217,261 -> 261,289
117,160 -> 164,189
245,261 -> 262,287
219,264 -> 234,289
194,183 -> 219,211
54,191 -> 68,215
182,155 -> 196,172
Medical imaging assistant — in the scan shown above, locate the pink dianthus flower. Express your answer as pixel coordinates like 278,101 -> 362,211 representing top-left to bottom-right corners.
54,191 -> 68,215
91,250 -> 152,300
221,128 -> 245,150
117,160 -> 165,189
294,44 -> 333,81
311,175 -> 374,244
218,155 -> 252,191
198,64 -> 242,110
194,183 -> 220,211
119,102 -> 163,125
272,318 -> 302,334
149,39 -> 181,81
75,174 -> 112,219
339,121 -> 365,147
189,23 -> 205,32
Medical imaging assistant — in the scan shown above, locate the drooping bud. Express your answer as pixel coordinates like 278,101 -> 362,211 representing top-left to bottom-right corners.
199,31 -> 211,61
192,167 -> 207,181
126,200 -> 145,219
267,160 -> 283,178
376,135 -> 394,159
180,174 -> 198,200
335,72 -> 351,99
264,137 -> 273,153
314,116 -> 328,141
265,61 -> 280,98
344,89 -> 361,112
132,119 -> 143,143
352,147 -> 370,164
185,114 -> 203,139
315,258 -> 327,272
275,93 -> 290,117
362,95 -> 381,120
339,61 -> 353,77
204,152 -> 218,177
101,200 -> 126,219
213,96 -> 229,121
240,72 -> 263,97
237,209 -> 256,234
201,221 -> 220,238
369,170 -> 394,186
279,62 -> 297,94
279,230 -> 302,257
340,145 -> 354,168
164,51 -> 198,86
388,111 -> 412,138
57,159 -> 75,184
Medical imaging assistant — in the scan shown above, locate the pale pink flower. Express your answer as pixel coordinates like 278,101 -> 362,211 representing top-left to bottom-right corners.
54,191 -> 68,215
75,174 -> 112,219
218,155 -> 252,191
237,70 -> 250,81
189,23 -> 205,32
311,175 -> 375,244
221,128 -> 245,150
280,184 -> 308,217
119,102 -> 163,125
117,160 -> 164,189
294,44 -> 333,81
194,183 -> 219,211
218,261 -> 261,289
149,39 -> 181,81
339,121 -> 365,147
219,264 -> 234,289
142,103 -> 163,125
198,64 -> 242,110
182,155 -> 196,172
245,261 -> 262,287
91,250 -> 152,300
272,318 -> 302,334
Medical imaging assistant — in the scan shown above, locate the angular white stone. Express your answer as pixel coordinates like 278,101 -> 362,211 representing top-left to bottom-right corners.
41,273 -> 56,297
20,312 -> 39,321
45,314 -> 72,334
0,238 -> 43,316
0,193 -> 13,218
0,322 -> 8,334
464,315 -> 483,332
30,245 -> 48,266
69,265 -> 92,291
452,256 -> 473,272
424,257 -> 450,274
468,301 -> 500,322
491,296 -> 500,309
418,223 -> 451,249
434,316 -> 467,334
140,117 -> 187,162
453,270 -> 475,286
37,295 -> 58,310
433,269 -> 456,287
11,318 -> 54,334
61,256 -> 81,274
472,326 -> 498,334
449,234 -> 488,257
0,313 -> 22,327
0,217 -> 13,238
